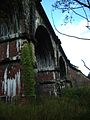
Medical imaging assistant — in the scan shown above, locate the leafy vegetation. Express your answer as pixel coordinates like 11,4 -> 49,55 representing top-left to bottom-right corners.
21,42 -> 36,98
0,87 -> 90,120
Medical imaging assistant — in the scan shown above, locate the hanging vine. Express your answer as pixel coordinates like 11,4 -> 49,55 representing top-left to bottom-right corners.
21,42 -> 36,98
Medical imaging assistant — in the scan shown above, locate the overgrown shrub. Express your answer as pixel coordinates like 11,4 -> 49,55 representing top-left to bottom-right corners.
21,42 -> 36,98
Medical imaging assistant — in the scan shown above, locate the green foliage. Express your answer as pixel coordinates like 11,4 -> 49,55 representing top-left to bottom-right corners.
63,86 -> 90,99
21,42 -> 35,98
0,87 -> 90,120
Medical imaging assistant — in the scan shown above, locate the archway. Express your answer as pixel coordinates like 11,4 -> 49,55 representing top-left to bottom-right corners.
35,25 -> 54,70
35,25 -> 55,95
59,56 -> 66,79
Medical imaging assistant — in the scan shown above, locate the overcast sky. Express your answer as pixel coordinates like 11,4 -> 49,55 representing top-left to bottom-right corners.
41,0 -> 90,76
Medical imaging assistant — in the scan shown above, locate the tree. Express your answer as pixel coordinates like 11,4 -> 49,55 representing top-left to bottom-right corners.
53,0 -> 90,28
81,59 -> 90,71
81,59 -> 90,78
52,0 -> 90,37
88,72 -> 90,79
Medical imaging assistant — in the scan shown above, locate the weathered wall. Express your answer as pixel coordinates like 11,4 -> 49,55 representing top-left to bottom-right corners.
0,0 -> 89,101
0,0 -> 23,100
0,39 -> 22,98
0,63 -> 20,96
0,0 -> 67,96
34,4 -> 69,96
68,66 -> 90,87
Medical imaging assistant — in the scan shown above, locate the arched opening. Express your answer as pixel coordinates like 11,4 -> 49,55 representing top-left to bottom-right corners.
35,25 -> 54,70
59,56 -> 66,79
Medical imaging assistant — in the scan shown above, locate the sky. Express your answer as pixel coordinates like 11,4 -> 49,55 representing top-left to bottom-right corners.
41,0 -> 90,76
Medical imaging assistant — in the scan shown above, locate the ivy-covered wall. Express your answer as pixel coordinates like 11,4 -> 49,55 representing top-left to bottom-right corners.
21,41 -> 36,98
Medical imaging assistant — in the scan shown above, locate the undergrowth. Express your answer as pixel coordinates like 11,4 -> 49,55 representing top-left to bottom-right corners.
0,86 -> 90,120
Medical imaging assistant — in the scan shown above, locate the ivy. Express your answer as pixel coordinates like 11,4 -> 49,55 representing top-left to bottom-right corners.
21,42 -> 36,98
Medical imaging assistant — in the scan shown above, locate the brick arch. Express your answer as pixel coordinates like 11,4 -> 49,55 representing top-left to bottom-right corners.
35,25 -> 54,70
59,56 -> 66,79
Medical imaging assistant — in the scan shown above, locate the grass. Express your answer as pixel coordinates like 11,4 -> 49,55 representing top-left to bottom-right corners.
0,86 -> 90,120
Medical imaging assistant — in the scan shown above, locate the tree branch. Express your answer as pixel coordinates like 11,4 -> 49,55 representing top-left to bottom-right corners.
87,0 -> 90,7
81,59 -> 90,71
74,0 -> 90,9
51,11 -> 90,40
71,8 -> 90,22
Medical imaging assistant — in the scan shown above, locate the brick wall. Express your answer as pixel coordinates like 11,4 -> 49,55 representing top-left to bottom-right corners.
36,72 -> 54,81
68,67 -> 90,87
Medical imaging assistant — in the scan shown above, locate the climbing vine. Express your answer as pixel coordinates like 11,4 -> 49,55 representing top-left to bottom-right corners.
21,42 -> 36,98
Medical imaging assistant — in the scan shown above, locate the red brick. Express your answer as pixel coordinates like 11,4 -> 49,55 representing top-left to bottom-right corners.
37,72 -> 54,81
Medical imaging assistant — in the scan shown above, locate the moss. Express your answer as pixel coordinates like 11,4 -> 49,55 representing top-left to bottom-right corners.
21,42 -> 36,98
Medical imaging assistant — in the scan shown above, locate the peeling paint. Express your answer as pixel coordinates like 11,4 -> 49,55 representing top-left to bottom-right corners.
53,85 -> 57,96
12,56 -> 17,60
0,0 -> 89,100
16,70 -> 20,95
16,39 -> 22,53
7,42 -> 9,58
53,72 -> 55,80
3,67 -> 20,97
3,67 -> 7,95
16,40 -> 19,53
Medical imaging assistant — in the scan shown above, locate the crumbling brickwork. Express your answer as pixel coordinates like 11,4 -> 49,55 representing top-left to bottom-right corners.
0,0 -> 89,102
68,66 -> 90,87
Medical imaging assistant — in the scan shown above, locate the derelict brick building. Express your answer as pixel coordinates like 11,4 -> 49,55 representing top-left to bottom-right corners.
0,0 -> 89,101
